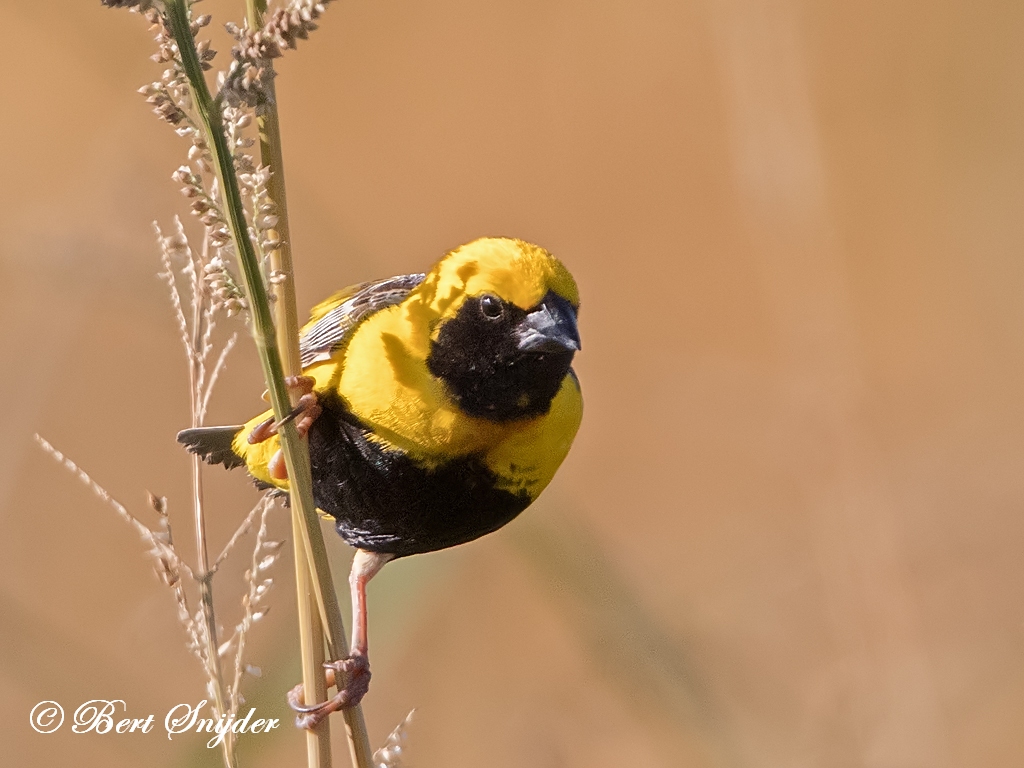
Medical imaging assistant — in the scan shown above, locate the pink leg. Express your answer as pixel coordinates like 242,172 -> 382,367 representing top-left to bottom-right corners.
287,549 -> 394,729
349,548 -> 389,656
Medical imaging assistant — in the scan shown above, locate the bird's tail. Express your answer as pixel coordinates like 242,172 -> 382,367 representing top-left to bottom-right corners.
177,425 -> 246,469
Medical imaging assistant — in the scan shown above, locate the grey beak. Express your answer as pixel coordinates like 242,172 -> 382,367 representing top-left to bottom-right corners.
515,292 -> 581,353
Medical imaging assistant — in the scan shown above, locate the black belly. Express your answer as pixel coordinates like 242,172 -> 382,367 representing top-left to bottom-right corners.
306,393 -> 531,557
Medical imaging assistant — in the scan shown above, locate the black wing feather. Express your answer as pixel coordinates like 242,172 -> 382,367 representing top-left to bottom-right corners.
177,425 -> 246,468
299,273 -> 426,367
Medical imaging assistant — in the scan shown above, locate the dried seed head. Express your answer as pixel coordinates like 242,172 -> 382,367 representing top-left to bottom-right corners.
374,710 -> 415,768
202,256 -> 248,316
218,637 -> 237,658
147,491 -> 168,515
255,213 -> 279,230
219,2 -> 335,107
101,0 -> 163,9
158,225 -> 190,261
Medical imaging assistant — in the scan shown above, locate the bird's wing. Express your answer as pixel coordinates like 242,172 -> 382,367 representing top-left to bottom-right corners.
299,272 -> 426,367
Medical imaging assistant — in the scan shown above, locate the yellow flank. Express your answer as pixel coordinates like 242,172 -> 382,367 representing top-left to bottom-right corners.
232,237 -> 582,496
232,419 -> 280,488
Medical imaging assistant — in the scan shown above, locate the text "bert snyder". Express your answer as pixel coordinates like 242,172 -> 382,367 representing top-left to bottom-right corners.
30,699 -> 281,748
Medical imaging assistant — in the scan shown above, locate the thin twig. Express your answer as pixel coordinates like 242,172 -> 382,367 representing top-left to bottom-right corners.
180,154 -> 235,768
230,498 -> 276,712
213,495 -> 266,571
149,493 -> 206,665
156,219 -> 195,360
34,434 -> 195,581
201,331 -> 238,421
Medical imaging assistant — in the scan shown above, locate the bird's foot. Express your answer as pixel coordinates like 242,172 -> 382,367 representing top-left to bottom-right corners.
248,376 -> 321,443
246,376 -> 322,480
287,653 -> 371,730
277,375 -> 322,437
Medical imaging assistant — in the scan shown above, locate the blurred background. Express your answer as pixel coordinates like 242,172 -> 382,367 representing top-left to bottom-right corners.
3,0 -> 1023,765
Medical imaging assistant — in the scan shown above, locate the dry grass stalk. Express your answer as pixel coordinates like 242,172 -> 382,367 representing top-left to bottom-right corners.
32,436 -> 280,768
99,2 -> 387,767
239,1 -> 372,766
159,214 -> 241,767
229,499 -> 280,712
37,136 -> 285,767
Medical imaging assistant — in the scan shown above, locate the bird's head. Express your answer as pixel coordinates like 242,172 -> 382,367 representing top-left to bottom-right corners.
415,238 -> 581,422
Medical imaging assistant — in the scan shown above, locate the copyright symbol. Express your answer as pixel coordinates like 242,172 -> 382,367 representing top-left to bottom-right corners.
30,701 -> 64,734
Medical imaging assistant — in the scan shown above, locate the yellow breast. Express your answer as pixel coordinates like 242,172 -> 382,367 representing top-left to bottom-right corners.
483,374 -> 583,499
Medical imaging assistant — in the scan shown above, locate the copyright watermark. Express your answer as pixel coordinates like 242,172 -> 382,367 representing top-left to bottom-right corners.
29,699 -> 280,748
29,701 -> 64,734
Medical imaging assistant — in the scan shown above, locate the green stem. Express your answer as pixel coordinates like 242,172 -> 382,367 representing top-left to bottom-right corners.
242,3 -> 333,767
242,0 -> 375,761
165,3 -> 372,765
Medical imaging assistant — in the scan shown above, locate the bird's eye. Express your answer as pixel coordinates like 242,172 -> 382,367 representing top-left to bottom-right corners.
479,293 -> 504,320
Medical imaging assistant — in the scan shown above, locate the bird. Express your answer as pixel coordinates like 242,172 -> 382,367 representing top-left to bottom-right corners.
177,236 -> 582,726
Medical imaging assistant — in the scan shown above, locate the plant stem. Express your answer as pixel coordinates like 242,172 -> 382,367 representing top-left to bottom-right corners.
166,2 -> 372,765
239,16 -> 375,762
242,3 -> 332,766
292,512 -> 331,767
189,241 -> 237,768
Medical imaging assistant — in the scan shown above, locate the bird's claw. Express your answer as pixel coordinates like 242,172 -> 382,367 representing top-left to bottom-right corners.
247,376 -> 322,480
287,653 -> 372,730
248,376 -> 321,444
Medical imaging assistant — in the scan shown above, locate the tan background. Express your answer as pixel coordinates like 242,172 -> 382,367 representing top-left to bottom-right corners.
3,1 -> 1024,766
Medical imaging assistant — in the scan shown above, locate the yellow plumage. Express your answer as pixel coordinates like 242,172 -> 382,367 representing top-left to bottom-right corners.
231,237 -> 582,496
